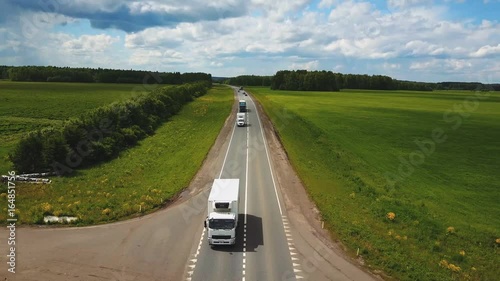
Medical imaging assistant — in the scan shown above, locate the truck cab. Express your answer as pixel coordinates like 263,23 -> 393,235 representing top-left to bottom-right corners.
206,212 -> 237,245
237,113 -> 246,127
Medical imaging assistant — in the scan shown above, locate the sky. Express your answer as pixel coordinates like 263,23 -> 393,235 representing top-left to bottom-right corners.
0,0 -> 499,83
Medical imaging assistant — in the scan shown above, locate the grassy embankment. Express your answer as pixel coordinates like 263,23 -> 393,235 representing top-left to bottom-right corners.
0,83 -> 233,225
250,87 -> 500,281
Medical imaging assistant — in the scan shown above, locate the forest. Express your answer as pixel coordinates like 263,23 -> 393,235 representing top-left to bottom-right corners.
0,65 -> 211,84
226,70 -> 500,91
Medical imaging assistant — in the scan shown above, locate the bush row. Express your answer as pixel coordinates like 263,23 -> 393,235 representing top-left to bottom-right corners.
9,81 -> 211,174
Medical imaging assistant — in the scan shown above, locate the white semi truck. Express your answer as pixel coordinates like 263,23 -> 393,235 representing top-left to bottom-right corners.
236,112 -> 246,127
204,179 -> 240,245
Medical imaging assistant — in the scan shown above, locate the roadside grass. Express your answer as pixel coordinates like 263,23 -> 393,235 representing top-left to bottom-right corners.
250,87 -> 500,281
0,81 -> 146,172
0,85 -> 233,225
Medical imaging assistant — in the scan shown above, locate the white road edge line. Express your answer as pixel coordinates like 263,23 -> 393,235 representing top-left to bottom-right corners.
248,95 -> 283,215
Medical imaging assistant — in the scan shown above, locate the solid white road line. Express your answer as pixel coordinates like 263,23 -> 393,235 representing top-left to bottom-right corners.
248,96 -> 283,215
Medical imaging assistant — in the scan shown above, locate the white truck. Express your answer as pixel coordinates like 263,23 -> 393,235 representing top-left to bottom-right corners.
236,112 -> 246,127
204,179 -> 240,245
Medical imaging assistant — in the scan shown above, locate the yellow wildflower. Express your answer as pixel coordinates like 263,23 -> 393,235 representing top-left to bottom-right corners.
448,264 -> 461,272
446,226 -> 455,234
40,202 -> 53,213
459,250 -> 465,256
386,212 -> 396,220
102,208 -> 111,215
439,260 -> 449,268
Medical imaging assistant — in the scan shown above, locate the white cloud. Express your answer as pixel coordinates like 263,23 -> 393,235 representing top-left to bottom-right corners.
410,59 -> 471,71
387,0 -> 433,10
318,0 -> 338,9
63,34 -> 119,53
290,60 -> 319,70
250,0 -> 310,20
469,44 -> 500,58
383,62 -> 401,69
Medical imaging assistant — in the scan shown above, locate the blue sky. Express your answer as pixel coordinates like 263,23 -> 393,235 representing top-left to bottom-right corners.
1,0 -> 499,82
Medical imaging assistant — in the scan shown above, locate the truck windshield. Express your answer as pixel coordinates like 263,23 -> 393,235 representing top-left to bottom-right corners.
209,219 -> 235,229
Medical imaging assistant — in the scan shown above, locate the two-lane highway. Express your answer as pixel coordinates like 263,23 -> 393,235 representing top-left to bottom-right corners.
187,88 -> 300,281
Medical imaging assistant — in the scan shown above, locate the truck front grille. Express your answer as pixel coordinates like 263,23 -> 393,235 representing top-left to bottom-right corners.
212,235 -> 231,240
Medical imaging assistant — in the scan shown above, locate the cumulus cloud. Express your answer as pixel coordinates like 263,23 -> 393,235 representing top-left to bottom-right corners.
290,60 -> 319,70
4,0 -> 249,32
383,63 -> 401,69
410,59 -> 472,72
469,44 -> 500,58
387,0 -> 433,10
63,34 -> 119,53
318,0 -> 338,9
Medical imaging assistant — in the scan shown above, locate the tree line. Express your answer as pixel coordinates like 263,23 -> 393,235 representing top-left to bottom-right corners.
2,65 -> 211,84
225,75 -> 272,86
226,70 -> 499,91
9,81 -> 211,174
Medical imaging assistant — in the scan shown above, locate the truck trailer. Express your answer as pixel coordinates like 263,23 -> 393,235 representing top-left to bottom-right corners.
204,179 -> 240,245
239,99 -> 246,112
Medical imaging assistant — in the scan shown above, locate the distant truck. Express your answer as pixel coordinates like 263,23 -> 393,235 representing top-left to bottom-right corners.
239,86 -> 243,91
204,179 -> 240,245
236,113 -> 246,127
239,99 -> 246,112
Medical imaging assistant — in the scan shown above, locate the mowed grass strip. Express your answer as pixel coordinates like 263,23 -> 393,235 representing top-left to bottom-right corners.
0,81 -> 145,172
0,85 -> 233,225
250,87 -> 500,281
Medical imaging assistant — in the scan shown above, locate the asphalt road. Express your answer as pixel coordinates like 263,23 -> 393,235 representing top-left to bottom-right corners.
0,87 -> 379,281
188,87 -> 298,281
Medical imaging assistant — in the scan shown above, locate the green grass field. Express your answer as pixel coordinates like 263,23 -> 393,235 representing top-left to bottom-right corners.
250,87 -> 500,281
0,81 -> 148,173
0,84 -> 233,225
